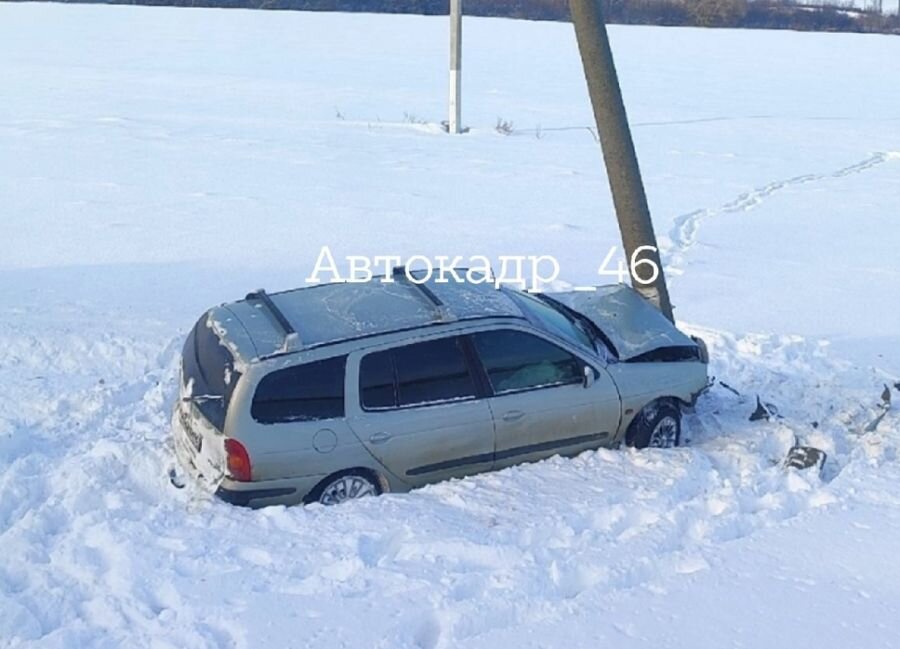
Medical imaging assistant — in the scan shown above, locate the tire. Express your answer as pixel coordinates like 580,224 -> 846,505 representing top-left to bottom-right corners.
625,400 -> 682,449
306,469 -> 382,506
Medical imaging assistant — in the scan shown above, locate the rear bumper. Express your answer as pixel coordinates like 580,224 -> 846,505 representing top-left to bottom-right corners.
172,405 -> 325,508
215,485 -> 298,507
214,473 -> 327,508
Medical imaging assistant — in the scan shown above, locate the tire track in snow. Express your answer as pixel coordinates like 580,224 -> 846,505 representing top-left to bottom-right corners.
664,151 -> 899,275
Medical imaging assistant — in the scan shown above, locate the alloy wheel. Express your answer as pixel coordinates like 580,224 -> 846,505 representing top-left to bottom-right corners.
318,475 -> 378,506
648,415 -> 679,448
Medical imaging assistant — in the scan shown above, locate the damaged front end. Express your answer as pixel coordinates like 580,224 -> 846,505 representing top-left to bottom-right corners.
553,285 -> 710,415
552,284 -> 708,365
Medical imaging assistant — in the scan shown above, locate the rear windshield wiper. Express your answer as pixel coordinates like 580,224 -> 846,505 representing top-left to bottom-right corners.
182,394 -> 224,404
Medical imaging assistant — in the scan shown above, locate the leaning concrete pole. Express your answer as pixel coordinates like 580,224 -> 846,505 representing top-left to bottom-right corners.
568,0 -> 674,321
449,0 -> 462,134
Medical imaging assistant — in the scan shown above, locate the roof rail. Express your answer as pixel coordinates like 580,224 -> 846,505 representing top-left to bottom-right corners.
245,289 -> 302,353
392,266 -> 455,322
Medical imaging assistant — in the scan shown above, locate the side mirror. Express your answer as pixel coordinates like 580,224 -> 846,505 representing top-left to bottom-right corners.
583,365 -> 595,388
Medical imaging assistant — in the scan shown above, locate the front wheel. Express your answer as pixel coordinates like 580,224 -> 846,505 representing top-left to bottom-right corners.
625,400 -> 682,449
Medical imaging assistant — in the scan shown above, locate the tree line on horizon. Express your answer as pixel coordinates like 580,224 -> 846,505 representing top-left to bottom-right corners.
42,0 -> 900,33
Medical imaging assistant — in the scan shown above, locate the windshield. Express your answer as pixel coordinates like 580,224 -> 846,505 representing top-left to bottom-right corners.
511,291 -> 596,353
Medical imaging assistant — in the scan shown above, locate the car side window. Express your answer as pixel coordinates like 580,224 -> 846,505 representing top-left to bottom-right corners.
360,349 -> 395,409
251,356 -> 346,424
359,337 -> 477,409
471,330 -> 583,395
395,338 -> 476,406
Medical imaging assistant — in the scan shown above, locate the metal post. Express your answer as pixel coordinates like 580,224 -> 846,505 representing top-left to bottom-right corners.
568,0 -> 674,321
449,0 -> 462,134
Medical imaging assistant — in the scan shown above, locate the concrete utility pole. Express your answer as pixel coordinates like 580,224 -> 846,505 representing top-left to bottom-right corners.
449,0 -> 462,134
568,0 -> 674,321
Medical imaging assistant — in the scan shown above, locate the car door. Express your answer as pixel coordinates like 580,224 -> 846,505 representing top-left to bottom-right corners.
240,354 -> 363,482
347,335 -> 496,488
469,328 -> 621,469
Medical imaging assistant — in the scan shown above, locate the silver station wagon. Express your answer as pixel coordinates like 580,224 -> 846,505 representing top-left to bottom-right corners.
172,271 -> 708,508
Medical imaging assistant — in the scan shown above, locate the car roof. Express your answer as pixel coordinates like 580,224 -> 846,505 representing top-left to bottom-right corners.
216,272 -> 528,362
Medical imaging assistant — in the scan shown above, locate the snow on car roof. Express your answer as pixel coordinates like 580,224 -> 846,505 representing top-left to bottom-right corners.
253,276 -> 525,352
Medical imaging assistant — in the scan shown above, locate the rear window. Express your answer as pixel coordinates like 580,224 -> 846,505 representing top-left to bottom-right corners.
252,356 -> 346,424
182,314 -> 240,430
359,337 -> 477,409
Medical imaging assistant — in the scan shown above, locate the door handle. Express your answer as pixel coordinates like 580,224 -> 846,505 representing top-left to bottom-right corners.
369,432 -> 391,445
502,410 -> 525,423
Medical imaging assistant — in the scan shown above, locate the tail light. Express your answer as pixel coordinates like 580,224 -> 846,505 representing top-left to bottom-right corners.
224,439 -> 252,482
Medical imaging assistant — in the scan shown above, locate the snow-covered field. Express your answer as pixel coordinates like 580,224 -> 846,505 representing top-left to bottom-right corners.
2,3 -> 900,647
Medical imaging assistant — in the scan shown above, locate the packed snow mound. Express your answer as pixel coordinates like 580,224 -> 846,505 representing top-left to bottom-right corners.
2,3 -> 900,648
2,319 -> 898,647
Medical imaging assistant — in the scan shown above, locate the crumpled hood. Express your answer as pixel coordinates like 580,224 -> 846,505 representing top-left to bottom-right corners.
553,285 -> 697,361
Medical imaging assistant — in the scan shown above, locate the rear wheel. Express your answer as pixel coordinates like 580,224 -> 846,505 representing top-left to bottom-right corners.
308,470 -> 382,506
625,400 -> 682,449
